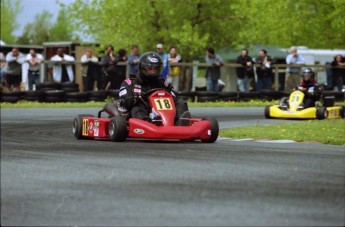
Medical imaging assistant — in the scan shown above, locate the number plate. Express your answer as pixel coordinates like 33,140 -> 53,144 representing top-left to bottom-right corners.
154,98 -> 173,110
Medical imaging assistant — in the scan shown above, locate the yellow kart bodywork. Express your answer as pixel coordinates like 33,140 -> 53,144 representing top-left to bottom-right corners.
267,105 -> 343,119
265,90 -> 344,119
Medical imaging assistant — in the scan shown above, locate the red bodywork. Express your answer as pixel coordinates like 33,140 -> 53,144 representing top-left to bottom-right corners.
80,90 -> 214,141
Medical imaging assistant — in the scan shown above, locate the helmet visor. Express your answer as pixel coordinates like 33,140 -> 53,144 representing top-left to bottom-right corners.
143,64 -> 162,77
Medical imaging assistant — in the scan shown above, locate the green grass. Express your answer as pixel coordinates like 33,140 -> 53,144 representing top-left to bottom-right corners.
5,100 -> 343,108
220,119 -> 345,145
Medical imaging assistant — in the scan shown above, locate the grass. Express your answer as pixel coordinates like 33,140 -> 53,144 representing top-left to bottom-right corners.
3,99 -> 344,108
220,119 -> 345,145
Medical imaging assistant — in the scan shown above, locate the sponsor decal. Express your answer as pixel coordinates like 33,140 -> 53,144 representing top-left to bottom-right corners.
119,89 -> 127,97
88,122 -> 94,131
158,92 -> 165,96
134,128 -> 145,134
134,88 -> 141,93
148,57 -> 159,63
82,119 -> 88,136
94,120 -> 99,136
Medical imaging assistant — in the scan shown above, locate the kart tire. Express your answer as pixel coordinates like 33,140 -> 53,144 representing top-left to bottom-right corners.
265,105 -> 272,119
201,117 -> 219,143
316,107 -> 327,120
108,116 -> 128,142
340,106 -> 345,118
279,97 -> 289,109
73,114 -> 94,139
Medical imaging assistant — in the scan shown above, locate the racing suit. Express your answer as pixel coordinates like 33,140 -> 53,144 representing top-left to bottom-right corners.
297,79 -> 321,108
118,76 -> 187,122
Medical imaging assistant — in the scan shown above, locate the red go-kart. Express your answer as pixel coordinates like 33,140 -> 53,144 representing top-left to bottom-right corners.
72,88 -> 219,143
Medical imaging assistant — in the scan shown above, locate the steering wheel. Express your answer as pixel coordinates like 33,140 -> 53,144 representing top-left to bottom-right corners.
134,88 -> 171,108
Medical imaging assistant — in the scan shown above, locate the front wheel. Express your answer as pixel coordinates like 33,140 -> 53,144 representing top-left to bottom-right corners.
316,107 -> 327,120
265,105 -> 272,119
201,117 -> 219,143
73,114 -> 94,139
108,116 -> 128,142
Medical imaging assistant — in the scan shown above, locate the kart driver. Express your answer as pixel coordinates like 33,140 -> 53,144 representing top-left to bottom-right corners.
296,68 -> 322,108
118,52 -> 189,124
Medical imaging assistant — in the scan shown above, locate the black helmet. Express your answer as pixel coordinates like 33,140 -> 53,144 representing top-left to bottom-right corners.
138,52 -> 163,81
302,68 -> 315,82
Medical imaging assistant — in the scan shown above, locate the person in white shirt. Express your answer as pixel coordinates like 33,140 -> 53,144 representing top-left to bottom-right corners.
26,49 -> 44,90
3,48 -> 26,91
81,49 -> 100,91
51,48 -> 75,83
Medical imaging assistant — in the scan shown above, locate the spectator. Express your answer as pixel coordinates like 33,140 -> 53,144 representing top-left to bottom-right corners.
255,49 -> 274,91
51,48 -> 75,83
285,46 -> 305,91
26,49 -> 43,91
2,48 -> 25,91
205,48 -> 224,92
236,49 -> 254,92
128,45 -> 141,79
0,52 -> 6,85
156,43 -> 170,80
80,49 -> 100,91
331,54 -> 345,91
168,47 -> 183,91
116,48 -> 128,89
101,45 -> 118,90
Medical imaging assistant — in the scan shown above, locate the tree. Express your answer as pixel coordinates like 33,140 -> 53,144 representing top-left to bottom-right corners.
0,0 -> 21,44
66,0 -> 344,60
235,0 -> 345,49
50,5 -> 79,42
16,7 -> 79,45
66,0 -> 243,60
16,10 -> 52,45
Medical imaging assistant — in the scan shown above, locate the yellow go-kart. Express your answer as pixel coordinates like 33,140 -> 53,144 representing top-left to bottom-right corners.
265,89 -> 345,120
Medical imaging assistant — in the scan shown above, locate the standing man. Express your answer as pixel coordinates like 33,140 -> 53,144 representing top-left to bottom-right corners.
285,46 -> 305,91
26,49 -> 44,90
128,45 -> 141,79
255,49 -> 274,91
81,49 -> 99,91
2,48 -> 25,91
236,49 -> 254,92
205,48 -> 224,92
51,48 -> 75,83
156,43 -> 169,80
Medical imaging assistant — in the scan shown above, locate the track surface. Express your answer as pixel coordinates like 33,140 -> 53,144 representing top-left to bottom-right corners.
1,108 -> 345,226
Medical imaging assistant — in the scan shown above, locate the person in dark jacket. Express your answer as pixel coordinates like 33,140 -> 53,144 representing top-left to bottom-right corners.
236,49 -> 254,91
118,52 -> 189,124
255,49 -> 274,91
331,54 -> 345,91
101,45 -> 119,90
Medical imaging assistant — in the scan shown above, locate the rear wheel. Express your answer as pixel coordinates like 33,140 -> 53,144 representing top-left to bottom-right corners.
73,114 -> 94,139
108,116 -> 128,142
265,105 -> 272,119
201,117 -> 219,143
340,106 -> 345,118
316,107 -> 327,120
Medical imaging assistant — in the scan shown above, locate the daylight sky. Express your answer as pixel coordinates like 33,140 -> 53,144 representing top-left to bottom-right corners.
14,0 -> 76,36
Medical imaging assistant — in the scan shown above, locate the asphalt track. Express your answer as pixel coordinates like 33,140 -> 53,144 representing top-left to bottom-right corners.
1,107 -> 344,226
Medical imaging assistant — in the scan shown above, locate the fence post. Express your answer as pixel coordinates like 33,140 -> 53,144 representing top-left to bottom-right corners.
274,66 -> 279,91
191,60 -> 199,91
